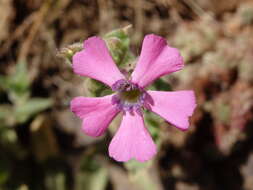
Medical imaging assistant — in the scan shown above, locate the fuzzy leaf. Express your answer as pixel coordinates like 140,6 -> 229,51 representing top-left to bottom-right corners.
104,25 -> 135,67
15,98 -> 52,123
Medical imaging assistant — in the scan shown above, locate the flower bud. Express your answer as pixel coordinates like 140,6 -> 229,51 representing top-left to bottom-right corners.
57,42 -> 83,64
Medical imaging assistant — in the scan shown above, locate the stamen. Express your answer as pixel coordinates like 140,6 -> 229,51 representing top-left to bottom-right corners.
111,79 -> 129,92
111,79 -> 153,114
111,94 -> 120,105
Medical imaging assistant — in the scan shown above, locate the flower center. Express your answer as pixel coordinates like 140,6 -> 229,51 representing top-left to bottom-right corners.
119,89 -> 142,103
111,79 -> 148,114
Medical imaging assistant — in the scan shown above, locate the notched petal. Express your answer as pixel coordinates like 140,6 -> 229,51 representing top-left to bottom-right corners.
109,112 -> 157,162
72,37 -> 125,87
70,95 -> 119,137
131,34 -> 184,88
147,90 -> 196,130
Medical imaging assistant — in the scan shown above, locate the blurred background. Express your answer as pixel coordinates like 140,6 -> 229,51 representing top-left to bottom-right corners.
0,0 -> 253,190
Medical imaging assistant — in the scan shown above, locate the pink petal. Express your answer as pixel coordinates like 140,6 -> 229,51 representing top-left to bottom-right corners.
147,90 -> 196,130
109,112 -> 157,162
131,34 -> 184,88
73,37 -> 125,87
70,95 -> 119,137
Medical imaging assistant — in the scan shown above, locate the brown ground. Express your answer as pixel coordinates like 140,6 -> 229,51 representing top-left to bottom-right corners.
0,0 -> 253,190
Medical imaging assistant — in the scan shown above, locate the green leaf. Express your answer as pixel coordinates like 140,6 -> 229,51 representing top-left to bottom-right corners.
0,105 -> 11,120
0,75 -> 8,90
15,98 -> 52,123
125,160 -> 162,190
76,155 -> 108,190
0,128 -> 18,144
1,61 -> 31,104
76,167 -> 108,190
8,61 -> 30,96
149,78 -> 172,91
125,160 -> 150,173
144,110 -> 162,142
0,105 -> 15,127
45,172 -> 66,190
0,157 -> 10,185
85,78 -> 112,97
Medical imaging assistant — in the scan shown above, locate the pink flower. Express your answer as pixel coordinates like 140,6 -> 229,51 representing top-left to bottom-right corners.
71,34 -> 196,162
